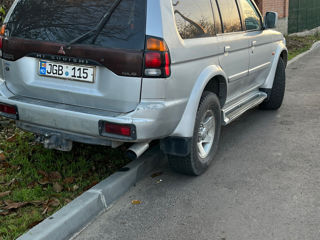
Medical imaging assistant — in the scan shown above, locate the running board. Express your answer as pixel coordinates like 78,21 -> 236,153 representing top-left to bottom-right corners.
222,92 -> 267,125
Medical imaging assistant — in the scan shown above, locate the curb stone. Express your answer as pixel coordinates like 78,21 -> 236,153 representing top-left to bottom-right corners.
17,146 -> 166,240
288,41 -> 320,66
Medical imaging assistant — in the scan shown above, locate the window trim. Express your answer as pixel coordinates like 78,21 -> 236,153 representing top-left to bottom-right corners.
237,0 -> 264,32
211,0 -> 224,35
235,0 -> 244,31
215,0 -> 244,34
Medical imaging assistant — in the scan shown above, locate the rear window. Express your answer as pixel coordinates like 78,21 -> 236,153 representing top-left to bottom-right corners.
5,0 -> 146,50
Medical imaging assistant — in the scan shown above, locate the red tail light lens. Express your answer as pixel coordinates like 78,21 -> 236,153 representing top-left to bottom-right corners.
164,52 -> 171,76
105,123 -> 131,137
0,103 -> 18,119
145,52 -> 162,68
99,121 -> 137,139
0,36 -> 3,57
144,36 -> 171,78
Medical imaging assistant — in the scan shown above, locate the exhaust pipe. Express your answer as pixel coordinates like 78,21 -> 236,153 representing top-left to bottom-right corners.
126,141 -> 150,161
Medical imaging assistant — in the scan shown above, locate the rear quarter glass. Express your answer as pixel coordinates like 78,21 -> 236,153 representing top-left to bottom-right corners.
5,0 -> 146,50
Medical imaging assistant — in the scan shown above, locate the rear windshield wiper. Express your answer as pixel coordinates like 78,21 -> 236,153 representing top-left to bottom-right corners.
66,0 -> 122,48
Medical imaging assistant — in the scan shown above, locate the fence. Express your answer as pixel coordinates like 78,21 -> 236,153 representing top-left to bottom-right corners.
288,0 -> 320,34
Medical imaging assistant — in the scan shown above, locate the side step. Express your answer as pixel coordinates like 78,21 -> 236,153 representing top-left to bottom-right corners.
222,92 -> 267,125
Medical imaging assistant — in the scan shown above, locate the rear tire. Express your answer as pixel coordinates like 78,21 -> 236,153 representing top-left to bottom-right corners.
260,58 -> 286,110
168,92 -> 221,176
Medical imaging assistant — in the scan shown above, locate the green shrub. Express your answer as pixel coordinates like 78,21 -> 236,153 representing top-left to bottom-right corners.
1,0 -> 15,23
0,6 -> 5,23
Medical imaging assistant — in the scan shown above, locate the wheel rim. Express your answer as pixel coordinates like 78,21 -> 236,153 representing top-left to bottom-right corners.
197,110 -> 215,160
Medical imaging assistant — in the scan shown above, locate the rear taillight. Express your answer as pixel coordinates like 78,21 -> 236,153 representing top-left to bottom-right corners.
143,36 -> 171,78
0,25 -> 5,57
0,103 -> 18,119
99,121 -> 136,139
0,25 -> 5,35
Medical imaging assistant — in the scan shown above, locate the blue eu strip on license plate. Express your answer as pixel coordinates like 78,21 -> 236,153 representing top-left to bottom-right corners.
39,61 -> 47,75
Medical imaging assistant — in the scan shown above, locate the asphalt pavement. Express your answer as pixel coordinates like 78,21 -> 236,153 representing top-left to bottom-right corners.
74,47 -> 320,240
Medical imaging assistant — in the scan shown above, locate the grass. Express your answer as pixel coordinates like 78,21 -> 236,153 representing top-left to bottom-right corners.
0,119 -> 130,240
285,33 -> 320,60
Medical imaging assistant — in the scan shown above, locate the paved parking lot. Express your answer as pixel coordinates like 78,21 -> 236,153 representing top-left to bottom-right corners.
75,48 -> 320,240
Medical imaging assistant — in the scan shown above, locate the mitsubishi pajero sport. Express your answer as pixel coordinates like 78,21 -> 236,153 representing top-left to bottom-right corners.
0,0 -> 287,175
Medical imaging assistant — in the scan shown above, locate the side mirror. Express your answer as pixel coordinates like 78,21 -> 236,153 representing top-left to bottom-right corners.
264,12 -> 278,29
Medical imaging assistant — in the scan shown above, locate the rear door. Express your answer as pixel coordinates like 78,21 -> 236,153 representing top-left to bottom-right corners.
1,0 -> 146,113
215,0 -> 250,100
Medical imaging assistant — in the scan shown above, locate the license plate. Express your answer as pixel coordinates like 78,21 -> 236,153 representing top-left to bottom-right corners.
39,60 -> 95,83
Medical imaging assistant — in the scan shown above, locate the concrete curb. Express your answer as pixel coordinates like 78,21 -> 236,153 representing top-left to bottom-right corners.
17,146 -> 166,240
288,26 -> 320,37
288,41 -> 320,66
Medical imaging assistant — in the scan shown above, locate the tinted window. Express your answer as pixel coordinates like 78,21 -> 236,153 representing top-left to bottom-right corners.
239,0 -> 262,31
6,0 -> 146,50
216,0 -> 242,33
173,0 -> 215,39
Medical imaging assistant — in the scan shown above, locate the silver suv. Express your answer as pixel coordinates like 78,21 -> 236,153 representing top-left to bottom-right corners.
0,0 -> 287,175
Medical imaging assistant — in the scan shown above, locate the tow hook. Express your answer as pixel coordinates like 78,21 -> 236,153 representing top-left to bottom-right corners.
36,133 -> 73,152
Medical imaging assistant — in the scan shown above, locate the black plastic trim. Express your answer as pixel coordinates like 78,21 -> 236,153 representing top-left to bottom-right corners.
160,137 -> 192,157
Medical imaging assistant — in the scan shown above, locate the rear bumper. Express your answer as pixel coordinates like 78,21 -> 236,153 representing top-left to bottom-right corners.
0,91 -> 186,143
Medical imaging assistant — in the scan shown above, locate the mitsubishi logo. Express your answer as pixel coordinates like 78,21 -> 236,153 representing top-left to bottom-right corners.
58,46 -> 66,55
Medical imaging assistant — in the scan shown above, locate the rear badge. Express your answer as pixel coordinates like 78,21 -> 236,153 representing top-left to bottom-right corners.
122,72 -> 138,77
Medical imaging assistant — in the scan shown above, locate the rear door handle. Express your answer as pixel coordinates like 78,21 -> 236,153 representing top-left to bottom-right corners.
224,46 -> 231,53
252,41 -> 257,47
